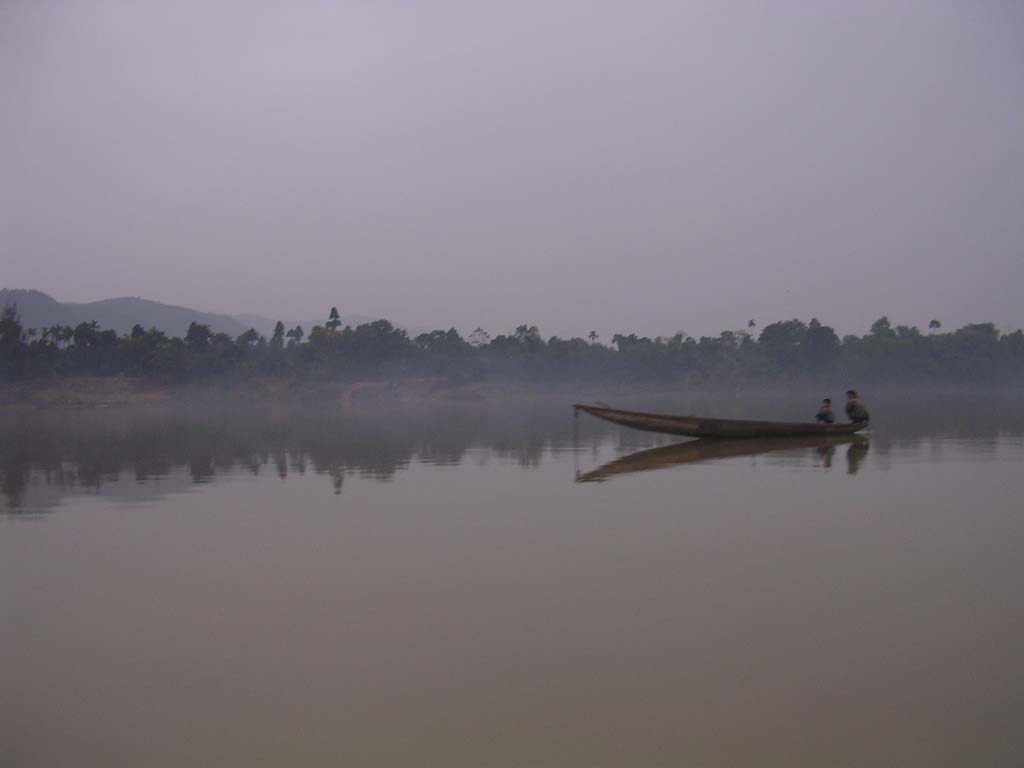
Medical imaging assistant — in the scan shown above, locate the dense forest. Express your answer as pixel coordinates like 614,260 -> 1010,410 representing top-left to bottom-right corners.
2,304 -> 1022,387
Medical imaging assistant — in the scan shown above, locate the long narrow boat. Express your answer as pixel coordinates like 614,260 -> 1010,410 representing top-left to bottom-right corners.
574,403 -> 868,439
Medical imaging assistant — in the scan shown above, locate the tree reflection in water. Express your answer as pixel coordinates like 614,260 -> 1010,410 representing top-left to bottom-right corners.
2,392 -> 1021,512
0,402 -> 570,512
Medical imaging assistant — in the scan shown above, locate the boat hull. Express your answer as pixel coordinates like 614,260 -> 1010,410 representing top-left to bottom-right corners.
574,404 -> 868,439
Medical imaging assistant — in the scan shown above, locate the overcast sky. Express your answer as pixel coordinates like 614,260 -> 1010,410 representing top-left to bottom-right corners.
2,0 -> 1022,338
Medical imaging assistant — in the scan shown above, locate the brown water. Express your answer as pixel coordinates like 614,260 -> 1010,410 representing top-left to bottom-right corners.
3,393 -> 1023,767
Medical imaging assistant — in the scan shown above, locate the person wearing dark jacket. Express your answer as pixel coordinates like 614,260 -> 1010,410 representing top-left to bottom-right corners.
845,390 -> 870,423
815,398 -> 835,424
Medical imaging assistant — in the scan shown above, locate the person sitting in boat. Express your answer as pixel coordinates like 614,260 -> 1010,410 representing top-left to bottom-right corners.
815,398 -> 835,424
845,390 -> 870,424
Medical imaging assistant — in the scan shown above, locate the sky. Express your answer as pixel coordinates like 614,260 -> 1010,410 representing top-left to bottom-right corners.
2,0 -> 1022,339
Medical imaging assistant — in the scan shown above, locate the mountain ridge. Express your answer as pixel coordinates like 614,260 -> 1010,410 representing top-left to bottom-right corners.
0,289 -> 250,338
0,289 -> 384,339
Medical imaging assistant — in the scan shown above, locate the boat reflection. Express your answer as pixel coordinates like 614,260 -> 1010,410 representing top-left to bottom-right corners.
576,436 -> 869,482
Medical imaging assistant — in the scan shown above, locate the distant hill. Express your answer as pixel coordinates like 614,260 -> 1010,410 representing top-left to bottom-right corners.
1,289 -> 249,338
0,289 -> 403,340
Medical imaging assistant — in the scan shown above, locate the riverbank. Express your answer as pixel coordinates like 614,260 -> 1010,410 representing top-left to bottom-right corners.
0,376 -> 631,409
3,376 -> 1018,410
0,377 -> 475,408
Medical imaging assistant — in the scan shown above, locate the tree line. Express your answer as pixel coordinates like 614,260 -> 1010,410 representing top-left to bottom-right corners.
2,304 -> 1022,387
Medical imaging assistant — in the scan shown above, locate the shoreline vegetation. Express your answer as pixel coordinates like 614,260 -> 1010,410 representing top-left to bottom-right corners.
2,305 -> 1022,406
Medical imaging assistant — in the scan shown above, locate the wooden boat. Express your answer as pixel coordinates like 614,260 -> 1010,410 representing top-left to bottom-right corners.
576,435 -> 865,483
574,403 -> 868,439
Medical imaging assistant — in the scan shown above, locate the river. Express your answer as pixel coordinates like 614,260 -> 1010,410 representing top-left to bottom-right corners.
3,392 -> 1022,766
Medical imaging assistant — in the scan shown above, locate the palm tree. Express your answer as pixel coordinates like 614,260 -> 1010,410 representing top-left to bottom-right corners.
928,319 -> 941,334
588,330 -> 598,344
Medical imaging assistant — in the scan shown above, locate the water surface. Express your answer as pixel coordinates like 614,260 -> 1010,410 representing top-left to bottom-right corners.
3,393 -> 1023,766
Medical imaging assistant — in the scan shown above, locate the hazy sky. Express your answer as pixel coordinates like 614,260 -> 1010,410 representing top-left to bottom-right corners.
2,0 -> 1022,338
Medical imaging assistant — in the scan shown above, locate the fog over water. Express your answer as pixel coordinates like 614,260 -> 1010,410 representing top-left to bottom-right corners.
3,1 -> 1023,337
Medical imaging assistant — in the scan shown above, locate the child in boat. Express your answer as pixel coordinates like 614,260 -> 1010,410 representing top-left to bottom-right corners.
815,398 -> 835,424
845,390 -> 870,423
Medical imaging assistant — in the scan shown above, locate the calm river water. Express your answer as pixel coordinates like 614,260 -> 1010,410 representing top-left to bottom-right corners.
3,392 -> 1023,767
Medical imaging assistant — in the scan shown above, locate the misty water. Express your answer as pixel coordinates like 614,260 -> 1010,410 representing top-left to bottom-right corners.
3,392 -> 1023,767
